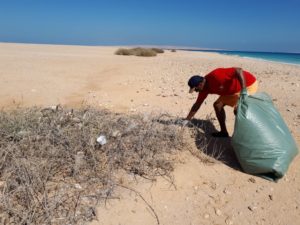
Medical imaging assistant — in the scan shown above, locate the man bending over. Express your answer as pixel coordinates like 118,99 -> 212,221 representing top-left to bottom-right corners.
186,67 -> 258,137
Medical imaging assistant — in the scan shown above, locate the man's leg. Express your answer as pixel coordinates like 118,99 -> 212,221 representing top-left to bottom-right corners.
212,100 -> 229,137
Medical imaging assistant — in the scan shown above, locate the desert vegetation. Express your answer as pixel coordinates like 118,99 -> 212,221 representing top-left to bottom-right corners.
115,47 -> 164,57
0,106 -> 218,224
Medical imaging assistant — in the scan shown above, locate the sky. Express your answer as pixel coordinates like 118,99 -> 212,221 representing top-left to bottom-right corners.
0,0 -> 300,52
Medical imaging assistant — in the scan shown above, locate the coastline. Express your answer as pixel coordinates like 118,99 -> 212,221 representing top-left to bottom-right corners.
183,49 -> 300,67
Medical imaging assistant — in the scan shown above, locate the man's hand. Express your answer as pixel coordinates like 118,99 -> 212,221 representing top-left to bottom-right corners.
235,67 -> 246,89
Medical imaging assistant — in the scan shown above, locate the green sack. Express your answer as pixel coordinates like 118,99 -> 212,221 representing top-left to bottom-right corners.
231,89 -> 298,181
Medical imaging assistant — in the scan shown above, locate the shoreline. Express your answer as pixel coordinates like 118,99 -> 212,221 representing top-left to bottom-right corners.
182,49 -> 300,66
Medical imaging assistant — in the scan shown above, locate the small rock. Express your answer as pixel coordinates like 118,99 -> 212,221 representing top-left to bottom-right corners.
248,177 -> 256,183
204,213 -> 210,219
268,194 -> 273,200
112,130 -> 121,137
74,183 -> 82,189
248,205 -> 257,211
225,217 -> 234,225
215,208 -> 222,216
223,188 -> 231,195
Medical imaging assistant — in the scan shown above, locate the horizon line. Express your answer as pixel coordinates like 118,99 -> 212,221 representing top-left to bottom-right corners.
1,41 -> 299,54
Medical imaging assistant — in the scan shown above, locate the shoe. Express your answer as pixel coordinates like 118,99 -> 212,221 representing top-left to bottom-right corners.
211,131 -> 229,138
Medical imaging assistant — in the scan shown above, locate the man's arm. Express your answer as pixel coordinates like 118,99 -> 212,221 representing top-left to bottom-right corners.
186,102 -> 201,120
235,67 -> 246,89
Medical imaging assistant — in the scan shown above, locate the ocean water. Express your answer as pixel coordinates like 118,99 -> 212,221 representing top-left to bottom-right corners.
188,49 -> 300,66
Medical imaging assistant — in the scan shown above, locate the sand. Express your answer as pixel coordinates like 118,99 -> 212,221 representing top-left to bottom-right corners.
1,42 -> 300,225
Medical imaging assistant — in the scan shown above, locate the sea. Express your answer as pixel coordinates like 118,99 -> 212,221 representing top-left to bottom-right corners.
186,49 -> 300,66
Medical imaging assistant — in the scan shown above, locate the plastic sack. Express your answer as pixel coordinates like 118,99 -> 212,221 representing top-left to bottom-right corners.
231,89 -> 298,181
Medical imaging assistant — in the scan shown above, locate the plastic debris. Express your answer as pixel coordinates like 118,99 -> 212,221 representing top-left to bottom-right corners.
97,135 -> 107,145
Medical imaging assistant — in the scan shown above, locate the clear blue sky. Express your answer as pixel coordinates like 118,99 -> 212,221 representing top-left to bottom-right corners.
0,0 -> 300,52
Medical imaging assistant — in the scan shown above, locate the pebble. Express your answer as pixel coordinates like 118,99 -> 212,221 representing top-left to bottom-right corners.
268,194 -> 273,200
248,205 -> 257,211
248,177 -> 256,183
204,213 -> 210,219
225,217 -> 234,225
74,183 -> 82,189
215,208 -> 222,216
223,188 -> 231,195
112,130 -> 121,137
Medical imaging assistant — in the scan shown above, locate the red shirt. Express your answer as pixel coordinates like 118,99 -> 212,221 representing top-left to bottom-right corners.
196,68 -> 256,104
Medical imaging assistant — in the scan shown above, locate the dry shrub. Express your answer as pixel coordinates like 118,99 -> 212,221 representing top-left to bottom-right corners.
115,47 -> 158,57
114,48 -> 132,56
0,107 -> 196,224
151,48 -> 164,53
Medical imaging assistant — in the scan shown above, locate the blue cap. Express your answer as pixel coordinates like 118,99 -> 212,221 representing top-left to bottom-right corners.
188,75 -> 204,92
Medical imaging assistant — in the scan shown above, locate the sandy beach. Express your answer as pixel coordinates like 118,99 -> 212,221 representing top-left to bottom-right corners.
1,43 -> 300,225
